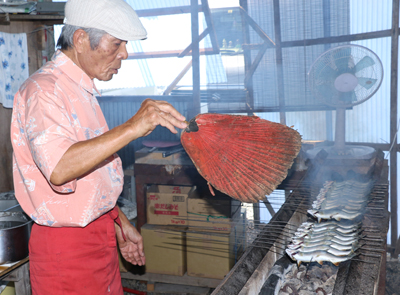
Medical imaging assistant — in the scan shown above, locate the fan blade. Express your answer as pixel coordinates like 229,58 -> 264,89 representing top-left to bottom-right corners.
339,90 -> 357,103
354,56 -> 375,73
333,47 -> 353,74
316,64 -> 337,82
357,77 -> 377,90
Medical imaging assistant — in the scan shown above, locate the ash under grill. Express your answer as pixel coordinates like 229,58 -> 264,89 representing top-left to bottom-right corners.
212,150 -> 389,295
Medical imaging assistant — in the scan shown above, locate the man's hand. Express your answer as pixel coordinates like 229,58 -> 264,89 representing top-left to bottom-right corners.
115,207 -> 145,266
127,98 -> 187,138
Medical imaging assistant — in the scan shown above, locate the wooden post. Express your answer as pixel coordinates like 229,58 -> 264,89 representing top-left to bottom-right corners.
390,0 -> 399,250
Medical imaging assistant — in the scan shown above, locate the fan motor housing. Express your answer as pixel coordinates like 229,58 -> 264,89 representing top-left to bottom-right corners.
334,73 -> 358,92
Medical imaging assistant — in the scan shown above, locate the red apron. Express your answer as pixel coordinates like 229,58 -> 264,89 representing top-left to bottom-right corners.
29,207 -> 123,295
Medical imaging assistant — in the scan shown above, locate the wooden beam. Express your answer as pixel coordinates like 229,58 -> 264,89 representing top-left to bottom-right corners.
390,0 -> 399,250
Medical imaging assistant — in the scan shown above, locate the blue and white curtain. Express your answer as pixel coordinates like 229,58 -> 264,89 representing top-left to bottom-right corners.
0,32 -> 28,108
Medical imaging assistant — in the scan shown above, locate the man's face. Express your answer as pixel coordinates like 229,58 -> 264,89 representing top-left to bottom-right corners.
80,34 -> 128,81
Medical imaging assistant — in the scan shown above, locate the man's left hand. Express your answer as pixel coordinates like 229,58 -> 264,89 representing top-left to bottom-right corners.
115,207 -> 146,266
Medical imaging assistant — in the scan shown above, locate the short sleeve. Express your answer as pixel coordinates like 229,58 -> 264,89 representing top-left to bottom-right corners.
25,91 -> 78,193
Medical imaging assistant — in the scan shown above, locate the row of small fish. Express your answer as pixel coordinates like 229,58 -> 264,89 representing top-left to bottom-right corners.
309,180 -> 373,222
307,208 -> 363,222
312,180 -> 373,210
285,180 -> 374,266
285,249 -> 356,266
286,220 -> 361,266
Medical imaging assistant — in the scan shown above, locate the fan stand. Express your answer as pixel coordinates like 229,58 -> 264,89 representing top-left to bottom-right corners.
307,79 -> 376,160
306,109 -> 376,160
306,45 -> 383,161
330,105 -> 376,159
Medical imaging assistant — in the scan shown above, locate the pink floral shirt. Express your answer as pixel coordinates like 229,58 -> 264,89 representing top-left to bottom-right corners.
11,50 -> 124,227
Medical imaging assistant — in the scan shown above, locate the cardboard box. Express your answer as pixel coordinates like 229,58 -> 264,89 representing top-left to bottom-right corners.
187,191 -> 241,232
186,213 -> 246,280
141,224 -> 187,276
147,185 -> 195,226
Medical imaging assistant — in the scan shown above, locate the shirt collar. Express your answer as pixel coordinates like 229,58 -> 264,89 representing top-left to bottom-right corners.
51,50 -> 98,95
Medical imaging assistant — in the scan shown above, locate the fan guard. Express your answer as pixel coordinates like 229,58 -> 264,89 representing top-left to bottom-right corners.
307,45 -> 384,159
308,44 -> 383,108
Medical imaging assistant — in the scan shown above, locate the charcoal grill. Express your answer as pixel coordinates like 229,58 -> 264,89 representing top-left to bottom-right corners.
212,149 -> 389,295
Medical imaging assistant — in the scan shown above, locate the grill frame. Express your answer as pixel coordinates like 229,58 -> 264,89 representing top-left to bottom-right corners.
212,150 -> 388,295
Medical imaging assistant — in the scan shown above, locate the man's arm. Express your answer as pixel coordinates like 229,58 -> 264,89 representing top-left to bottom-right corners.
114,206 -> 145,266
50,99 -> 187,185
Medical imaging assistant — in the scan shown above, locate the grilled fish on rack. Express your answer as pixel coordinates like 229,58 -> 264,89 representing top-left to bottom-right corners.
292,235 -> 358,246
285,249 -> 356,266
288,239 -> 357,252
307,208 -> 364,222
286,180 -> 373,266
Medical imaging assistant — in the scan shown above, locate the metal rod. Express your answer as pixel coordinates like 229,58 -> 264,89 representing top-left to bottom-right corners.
390,0 -> 399,252
240,0 -> 255,116
163,59 -> 193,95
201,0 -> 220,54
190,0 -> 201,119
273,0 -> 286,125
334,106 -> 346,151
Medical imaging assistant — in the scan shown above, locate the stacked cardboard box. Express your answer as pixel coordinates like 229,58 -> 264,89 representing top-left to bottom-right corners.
186,191 -> 245,279
144,184 -> 245,279
187,192 -> 241,232
141,224 -> 186,276
144,185 -> 195,276
186,220 -> 245,279
147,185 -> 195,226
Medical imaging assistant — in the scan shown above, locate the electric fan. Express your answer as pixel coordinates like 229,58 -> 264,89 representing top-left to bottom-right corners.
307,44 -> 384,159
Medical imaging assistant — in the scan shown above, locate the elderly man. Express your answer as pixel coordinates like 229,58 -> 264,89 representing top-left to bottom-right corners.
11,0 -> 187,294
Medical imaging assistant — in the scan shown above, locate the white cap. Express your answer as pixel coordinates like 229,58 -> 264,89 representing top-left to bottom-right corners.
64,0 -> 147,41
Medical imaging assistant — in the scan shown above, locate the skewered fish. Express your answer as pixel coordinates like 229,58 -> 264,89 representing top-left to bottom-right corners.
292,235 -> 358,246
307,208 -> 363,222
294,228 -> 361,239
286,179 -> 373,266
310,180 -> 373,222
288,241 -> 358,254
286,247 -> 354,259
285,249 -> 356,266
